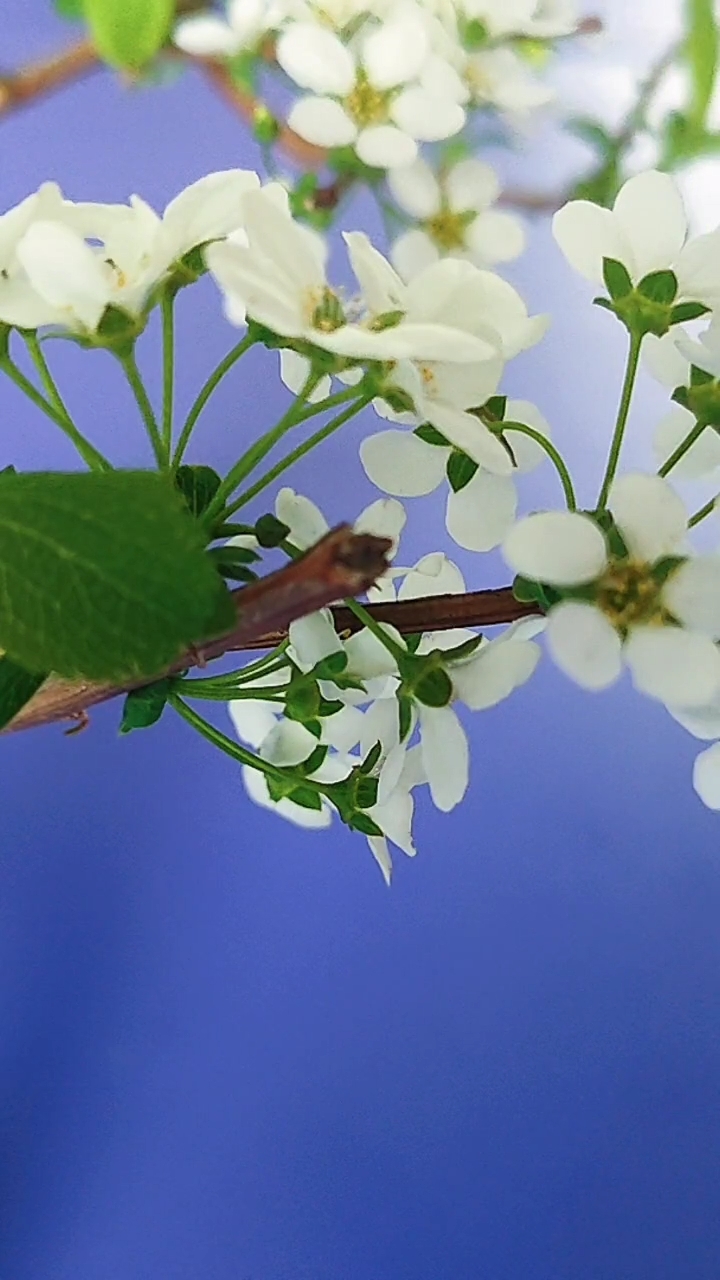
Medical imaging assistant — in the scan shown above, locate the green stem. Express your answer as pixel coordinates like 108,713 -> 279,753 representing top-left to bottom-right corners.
171,334 -> 256,470
219,394 -> 371,520
202,370 -> 326,526
658,418 -> 708,477
597,331 -> 643,508
120,353 -> 164,469
688,494 -> 719,528
175,682 -> 288,702
502,422 -> 577,509
343,597 -> 407,663
170,694 -> 326,792
161,291 -> 175,464
1,353 -> 111,471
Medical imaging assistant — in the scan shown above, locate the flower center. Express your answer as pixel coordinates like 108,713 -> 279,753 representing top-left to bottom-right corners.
344,71 -> 390,127
595,560 -> 669,632
425,209 -> 470,252
309,286 -> 345,332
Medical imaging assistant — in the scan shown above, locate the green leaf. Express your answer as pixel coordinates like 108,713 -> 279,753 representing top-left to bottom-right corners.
208,545 -> 259,582
670,301 -> 711,325
568,117 -> 617,158
0,657 -> 46,730
83,0 -> 175,70
686,0 -> 718,129
602,257 -> 633,302
446,450 -> 479,493
175,464 -> 222,518
0,469 -> 232,679
414,666 -> 453,708
255,513 -> 291,548
120,678 -> 171,734
483,395 -> 507,421
54,0 -> 85,16
414,423 -> 450,446
285,677 -> 320,722
637,270 -> 678,305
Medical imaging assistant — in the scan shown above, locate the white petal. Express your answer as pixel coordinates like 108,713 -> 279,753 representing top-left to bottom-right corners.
361,697 -> 402,758
162,169 -> 260,258
625,626 -> 720,706
342,230 -> 406,312
503,512 -> 607,586
279,350 -> 331,402
275,486 -> 329,548
613,170 -> 687,280
503,399 -> 553,473
609,473 -> 687,561
367,835 -> 393,884
344,626 -> 402,679
321,704 -> 365,752
445,470 -> 517,552
287,96 -> 357,147
288,610 -> 343,668
451,638 -> 540,709
643,332 -> 690,389
370,785 -> 416,856
664,557 -> 720,638
546,602 -> 623,690
17,221 -> 109,330
356,125 -> 418,169
390,88 -> 465,142
419,705 -> 469,811
552,200 -> 630,283
399,552 -> 465,599
390,229 -> 439,281
260,719 -> 318,766
229,698 -> 279,748
362,12 -> 428,90
465,210 -> 525,265
446,158 -> 499,211
354,496 -> 407,550
360,429 -> 447,496
276,24 -> 355,94
173,15 -> 240,56
427,404 -> 511,474
666,699 -> 720,740
693,742 -> 720,809
242,766 -> 332,829
386,158 -> 440,219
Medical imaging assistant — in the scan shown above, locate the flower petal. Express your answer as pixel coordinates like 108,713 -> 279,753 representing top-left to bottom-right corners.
503,512 -> 607,586
613,170 -> 687,280
451,636 -> 540,709
275,486 -> 329,548
419,705 -> 469,811
242,766 -> 332,828
276,24 -> 355,94
653,407 -> 720,480
287,96 -> 357,147
693,742 -> 720,809
552,200 -> 630,283
386,158 -> 441,219
360,429 -> 447,496
546,602 -> 623,690
362,12 -> 428,90
663,556 -> 720,638
356,125 -> 418,169
445,470 -> 517,551
609,473 -> 687,561
399,552 -> 465,599
625,626 -> 720,706
390,88 -> 465,142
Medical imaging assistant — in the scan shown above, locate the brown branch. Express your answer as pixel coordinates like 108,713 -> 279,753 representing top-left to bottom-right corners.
3,528 -> 539,735
0,38 -> 101,114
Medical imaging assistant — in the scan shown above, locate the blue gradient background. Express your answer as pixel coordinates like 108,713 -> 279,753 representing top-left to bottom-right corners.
2,3 -> 720,1277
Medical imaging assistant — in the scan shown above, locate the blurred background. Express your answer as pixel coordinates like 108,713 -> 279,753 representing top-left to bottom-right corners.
2,2 -> 720,1277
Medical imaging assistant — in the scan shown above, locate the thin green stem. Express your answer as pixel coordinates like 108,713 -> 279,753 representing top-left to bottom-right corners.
688,494 -> 719,528
175,682 -> 288,702
343,597 -> 407,663
1,354 -> 111,471
171,334 -> 256,470
161,291 -> 175,464
170,694 -> 326,792
658,418 -> 708,478
502,422 -> 577,509
597,331 -> 643,508
219,394 -> 371,520
120,353 -> 164,468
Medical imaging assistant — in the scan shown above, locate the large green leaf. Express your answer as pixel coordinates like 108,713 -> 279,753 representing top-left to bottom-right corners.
83,0 -> 175,70
0,470 -> 233,679
686,0 -> 718,128
0,657 -> 47,730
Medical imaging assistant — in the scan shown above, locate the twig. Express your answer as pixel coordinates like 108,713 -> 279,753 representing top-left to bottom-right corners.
3,528 -> 539,735
0,39 -> 100,114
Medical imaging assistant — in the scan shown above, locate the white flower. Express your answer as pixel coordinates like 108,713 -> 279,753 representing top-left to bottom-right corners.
174,0 -> 278,56
388,156 -> 525,279
208,189 -> 502,363
360,398 -> 551,551
503,473 -> 720,706
458,0 -> 578,39
277,6 -> 465,169
463,47 -> 555,115
653,405 -> 720,481
553,169 -> 720,304
0,183 -> 79,329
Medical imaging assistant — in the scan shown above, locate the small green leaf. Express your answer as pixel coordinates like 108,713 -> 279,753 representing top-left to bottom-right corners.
255,513 -> 291,548
83,0 -> 174,70
175,464 -> 222,518
208,545 -> 259,582
446,450 -> 479,493
670,301 -> 711,325
120,678 -> 171,734
0,657 -> 46,730
602,257 -> 633,301
349,811 -> 384,837
54,0 -> 85,16
0,470 -> 232,679
637,269 -> 678,305
686,0 -> 718,129
414,423 -> 450,446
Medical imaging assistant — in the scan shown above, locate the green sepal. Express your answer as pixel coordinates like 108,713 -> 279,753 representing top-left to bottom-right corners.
0,657 -> 47,730
119,678 -> 172,734
637,269 -> 678,305
413,665 -> 453,707
255,513 -> 291,548
175,465 -> 222,518
442,633 -> 483,662
670,301 -> 710,325
266,773 -> 324,809
415,423 -> 450,446
312,650 -> 348,678
317,696 -> 345,717
284,677 -> 321,722
297,743 -> 329,776
691,363 -> 715,385
602,257 -> 633,301
651,555 -> 687,586
446,450 -> 478,492
397,693 -> 413,741
483,394 -> 507,421
354,775 -> 380,810
348,811 -> 383,837
359,740 -> 383,774
404,633 -> 423,653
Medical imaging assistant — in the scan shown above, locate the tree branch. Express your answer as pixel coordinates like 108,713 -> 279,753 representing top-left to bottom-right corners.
3,527 -> 539,735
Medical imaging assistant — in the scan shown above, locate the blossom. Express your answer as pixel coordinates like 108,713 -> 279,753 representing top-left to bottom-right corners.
277,6 -> 466,168
503,473 -> 720,706
360,398 -> 552,551
553,170 -> 720,304
458,0 -> 578,40
387,156 -> 525,279
173,0 -> 279,56
463,47 -> 555,115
